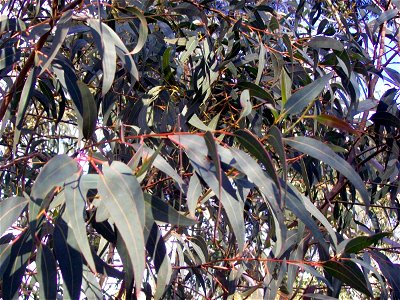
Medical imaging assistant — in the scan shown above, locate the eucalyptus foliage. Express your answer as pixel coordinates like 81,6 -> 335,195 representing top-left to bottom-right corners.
1,0 -> 400,299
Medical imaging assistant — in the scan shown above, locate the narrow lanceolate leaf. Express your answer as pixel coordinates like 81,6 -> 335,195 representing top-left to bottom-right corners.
239,89 -> 252,120
255,41 -> 266,84
2,229 -> 33,300
87,19 -> 138,81
64,173 -> 96,272
77,81 -> 97,139
53,217 -> 83,300
370,250 -> 400,298
117,6 -> 148,55
29,155 -> 79,229
169,135 -> 245,252
235,129 -> 280,198
144,193 -> 197,227
204,131 -> 222,198
284,73 -> 332,116
0,47 -> 21,72
144,221 -> 172,300
284,137 -> 370,207
87,19 -> 116,96
187,173 -> 202,216
267,126 -> 287,183
0,196 -> 28,236
14,67 -> 37,153
339,232 -> 390,254
323,260 -> 372,297
40,10 -> 72,75
37,244 -> 57,300
371,111 -> 400,128
308,36 -> 345,51
313,114 -> 359,135
132,144 -> 184,189
97,161 -> 146,290
180,35 -> 199,63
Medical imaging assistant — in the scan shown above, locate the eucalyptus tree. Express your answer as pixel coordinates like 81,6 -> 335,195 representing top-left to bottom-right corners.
1,0 -> 400,299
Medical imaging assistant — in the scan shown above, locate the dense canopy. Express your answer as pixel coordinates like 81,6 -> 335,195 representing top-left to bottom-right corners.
1,0 -> 400,299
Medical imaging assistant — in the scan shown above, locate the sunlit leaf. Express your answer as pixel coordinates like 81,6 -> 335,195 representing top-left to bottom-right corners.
98,161 -> 145,290
284,73 -> 332,116
0,196 -> 28,236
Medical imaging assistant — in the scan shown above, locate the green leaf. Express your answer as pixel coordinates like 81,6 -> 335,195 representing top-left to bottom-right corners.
169,135 -> 245,252
236,81 -> 275,105
144,221 -> 172,300
53,217 -> 83,300
239,89 -> 252,120
0,47 -> 21,72
132,143 -> 184,189
40,10 -> 72,75
144,193 -> 197,227
284,136 -> 370,207
52,58 -> 83,115
235,129 -> 281,196
117,6 -> 148,55
187,173 -> 202,216
88,19 -> 138,81
308,36 -> 345,51
323,260 -> 372,297
97,161 -> 145,290
14,67 -> 37,153
340,233 -> 390,254
313,114 -> 359,134
180,35 -> 199,63
255,41 -> 265,84
77,81 -> 97,139
371,111 -> 400,128
29,155 -> 79,230
204,131 -> 222,198
64,172 -> 96,272
0,196 -> 28,236
2,230 -> 33,300
37,244 -> 57,300
284,73 -> 332,116
280,68 -> 291,107
87,19 -> 116,96
267,126 -> 287,183
228,147 -> 286,255
373,9 -> 399,33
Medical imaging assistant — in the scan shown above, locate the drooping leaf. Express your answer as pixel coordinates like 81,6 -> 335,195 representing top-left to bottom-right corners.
339,233 -> 390,255
313,114 -> 359,135
77,81 -> 97,139
239,89 -> 252,120
40,10 -> 72,75
117,6 -> 148,55
0,47 -> 21,72
87,19 -> 117,96
235,129 -> 280,195
14,67 -> 37,153
64,172 -> 96,272
371,111 -> 400,128
2,229 -> 33,300
144,193 -> 197,227
180,35 -> 199,63
29,155 -> 79,230
267,125 -> 287,183
37,244 -> 57,300
284,73 -> 332,116
187,173 -> 202,216
370,250 -> 400,298
255,41 -> 266,84
284,136 -> 370,207
0,196 -> 28,236
323,260 -> 372,297
53,217 -> 83,300
373,9 -> 399,33
169,135 -> 246,252
97,161 -> 145,290
308,36 -> 345,51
